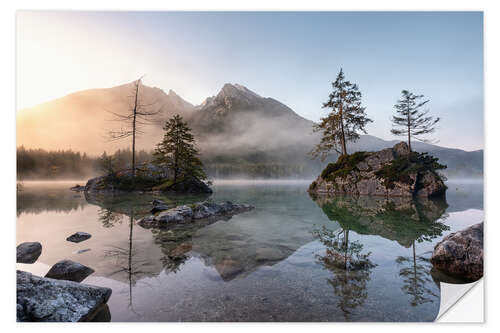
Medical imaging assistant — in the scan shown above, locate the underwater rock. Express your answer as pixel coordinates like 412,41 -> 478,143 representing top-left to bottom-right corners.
16,242 -> 42,264
16,270 -> 111,322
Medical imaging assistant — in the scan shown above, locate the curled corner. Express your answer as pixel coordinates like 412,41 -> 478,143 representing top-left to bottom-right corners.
435,279 -> 483,322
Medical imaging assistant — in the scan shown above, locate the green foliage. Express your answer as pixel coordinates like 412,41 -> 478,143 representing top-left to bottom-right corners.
153,114 -> 207,183
311,68 -> 372,160
320,151 -> 370,181
375,151 -> 446,189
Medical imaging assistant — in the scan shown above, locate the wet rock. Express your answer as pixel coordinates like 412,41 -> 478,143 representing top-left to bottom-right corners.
66,232 -> 92,243
45,260 -> 95,283
431,222 -> 483,281
151,201 -> 170,214
138,201 -> 254,228
255,247 -> 285,262
17,270 -> 112,322
17,242 -> 42,264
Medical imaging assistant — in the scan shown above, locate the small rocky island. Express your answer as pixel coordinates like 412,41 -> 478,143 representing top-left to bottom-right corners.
79,163 -> 212,194
309,142 -> 447,198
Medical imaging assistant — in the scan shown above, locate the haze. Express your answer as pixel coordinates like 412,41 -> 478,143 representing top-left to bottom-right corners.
17,11 -> 483,151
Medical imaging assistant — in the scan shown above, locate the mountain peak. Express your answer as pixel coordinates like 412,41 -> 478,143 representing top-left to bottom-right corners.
219,83 -> 261,99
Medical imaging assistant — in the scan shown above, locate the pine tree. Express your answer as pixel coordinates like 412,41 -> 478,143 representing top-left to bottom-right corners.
311,68 -> 372,160
153,114 -> 206,183
391,90 -> 440,151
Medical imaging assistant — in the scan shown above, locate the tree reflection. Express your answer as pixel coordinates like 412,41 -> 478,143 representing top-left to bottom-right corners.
311,194 -> 449,310
314,226 -> 376,320
396,246 -> 438,306
98,208 -> 123,228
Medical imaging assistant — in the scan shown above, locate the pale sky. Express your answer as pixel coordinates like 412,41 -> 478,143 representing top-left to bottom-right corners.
17,11 -> 483,150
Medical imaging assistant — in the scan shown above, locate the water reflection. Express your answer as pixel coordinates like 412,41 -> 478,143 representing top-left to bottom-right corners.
314,226 -> 376,319
311,194 -> 449,310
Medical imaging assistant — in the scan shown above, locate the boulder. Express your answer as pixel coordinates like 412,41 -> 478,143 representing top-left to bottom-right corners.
45,260 -> 95,283
17,270 -> 112,322
16,242 -> 42,264
309,142 -> 447,198
431,222 -> 483,282
66,232 -> 91,243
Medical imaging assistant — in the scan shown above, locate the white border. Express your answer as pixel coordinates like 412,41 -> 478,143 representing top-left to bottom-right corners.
3,0 -> 498,331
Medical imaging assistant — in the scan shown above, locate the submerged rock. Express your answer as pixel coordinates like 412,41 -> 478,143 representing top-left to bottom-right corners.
431,222 -> 483,281
309,142 -> 447,198
16,242 -> 42,264
255,247 -> 285,262
45,260 -> 95,283
66,232 -> 92,243
17,270 -> 112,322
138,201 -> 254,229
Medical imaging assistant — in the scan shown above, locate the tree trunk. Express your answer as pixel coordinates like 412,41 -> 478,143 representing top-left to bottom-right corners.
131,80 -> 140,178
407,103 -> 412,152
339,101 -> 348,156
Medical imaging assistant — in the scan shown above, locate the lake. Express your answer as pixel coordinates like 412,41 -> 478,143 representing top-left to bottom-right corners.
16,179 -> 484,322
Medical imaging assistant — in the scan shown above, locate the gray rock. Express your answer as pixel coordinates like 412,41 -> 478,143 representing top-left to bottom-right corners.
138,201 -> 254,229
66,232 -> 91,243
17,270 -> 111,322
309,142 -> 446,198
431,222 -> 483,281
17,242 -> 42,264
70,184 -> 85,192
151,203 -> 170,214
45,260 -> 95,282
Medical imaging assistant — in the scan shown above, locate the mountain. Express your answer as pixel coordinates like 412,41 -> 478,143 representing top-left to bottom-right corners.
16,82 -> 483,178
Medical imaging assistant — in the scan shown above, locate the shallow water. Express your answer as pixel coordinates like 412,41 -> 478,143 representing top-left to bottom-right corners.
16,180 -> 483,322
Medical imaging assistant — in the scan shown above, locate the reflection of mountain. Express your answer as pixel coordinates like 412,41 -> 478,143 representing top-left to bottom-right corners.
311,194 -> 449,248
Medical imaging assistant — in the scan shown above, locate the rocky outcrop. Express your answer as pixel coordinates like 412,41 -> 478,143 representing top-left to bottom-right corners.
45,260 -> 95,283
66,232 -> 92,243
70,184 -> 85,192
309,142 -> 447,198
84,164 -> 212,194
138,201 -> 254,229
431,222 -> 483,282
17,270 -> 112,322
17,242 -> 42,264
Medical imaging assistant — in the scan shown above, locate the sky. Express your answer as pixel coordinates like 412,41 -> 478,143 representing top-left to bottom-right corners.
16,11 -> 483,151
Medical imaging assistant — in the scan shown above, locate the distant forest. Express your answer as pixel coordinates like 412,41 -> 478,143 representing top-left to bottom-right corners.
16,146 -> 321,180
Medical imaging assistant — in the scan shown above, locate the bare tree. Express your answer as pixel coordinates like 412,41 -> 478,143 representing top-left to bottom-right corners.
107,76 -> 161,177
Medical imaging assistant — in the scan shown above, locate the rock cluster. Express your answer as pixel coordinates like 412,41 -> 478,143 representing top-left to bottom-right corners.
17,242 -> 42,264
17,270 -> 111,322
138,201 -> 254,229
431,222 -> 483,281
309,142 -> 446,198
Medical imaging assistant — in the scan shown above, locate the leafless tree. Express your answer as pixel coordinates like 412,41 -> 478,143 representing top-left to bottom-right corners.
107,76 -> 161,177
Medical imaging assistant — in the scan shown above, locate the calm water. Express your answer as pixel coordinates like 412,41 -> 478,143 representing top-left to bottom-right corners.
16,180 -> 484,322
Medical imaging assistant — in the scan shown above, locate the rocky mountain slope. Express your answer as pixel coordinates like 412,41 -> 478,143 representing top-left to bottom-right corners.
17,82 -> 483,178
